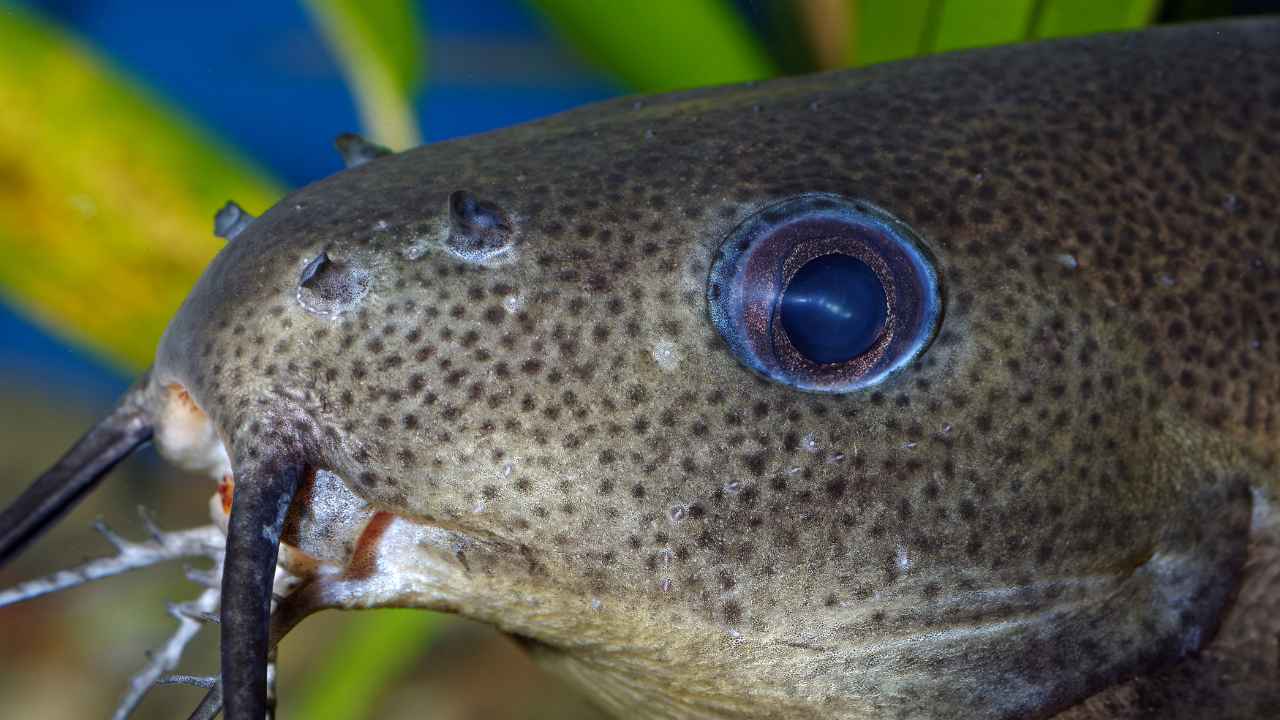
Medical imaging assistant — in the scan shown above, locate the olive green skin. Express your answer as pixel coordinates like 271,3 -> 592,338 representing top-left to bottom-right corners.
154,19 -> 1279,720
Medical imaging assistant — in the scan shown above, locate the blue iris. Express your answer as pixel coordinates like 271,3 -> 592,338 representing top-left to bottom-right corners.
779,254 -> 886,364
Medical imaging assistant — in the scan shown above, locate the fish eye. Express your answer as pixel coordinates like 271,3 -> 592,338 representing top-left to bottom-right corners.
707,194 -> 942,393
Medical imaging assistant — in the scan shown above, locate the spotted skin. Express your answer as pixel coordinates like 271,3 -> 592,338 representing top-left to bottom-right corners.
28,18 -> 1280,720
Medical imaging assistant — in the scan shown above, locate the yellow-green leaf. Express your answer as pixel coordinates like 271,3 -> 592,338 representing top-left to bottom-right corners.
0,6 -> 281,371
304,0 -> 426,150
853,0 -> 1163,65
929,0 -> 1038,52
1034,0 -> 1161,38
291,610 -> 444,720
852,0 -> 935,65
525,0 -> 775,92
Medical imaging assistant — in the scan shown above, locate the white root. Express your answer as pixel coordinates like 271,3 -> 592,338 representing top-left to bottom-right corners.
111,526 -> 303,719
110,525 -> 300,719
0,505 -> 224,719
1,500 -> 313,719
158,674 -> 218,689
113,579 -> 221,720
0,509 -> 224,608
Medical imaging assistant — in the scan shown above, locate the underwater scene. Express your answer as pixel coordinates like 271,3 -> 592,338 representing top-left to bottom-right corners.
0,1 -> 1276,718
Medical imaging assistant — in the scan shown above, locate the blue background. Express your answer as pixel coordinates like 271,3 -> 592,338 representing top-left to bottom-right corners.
1,0 -> 620,406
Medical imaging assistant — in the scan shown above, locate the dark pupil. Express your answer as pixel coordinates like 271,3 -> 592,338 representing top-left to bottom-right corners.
778,253 -> 887,364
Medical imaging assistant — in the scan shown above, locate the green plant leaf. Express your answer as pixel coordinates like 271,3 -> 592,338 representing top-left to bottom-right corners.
0,5 -> 281,370
525,0 -> 775,91
929,0 -> 1038,52
304,0 -> 426,150
853,0 -> 1163,65
853,0 -> 935,65
1033,0 -> 1161,38
291,610 -> 445,720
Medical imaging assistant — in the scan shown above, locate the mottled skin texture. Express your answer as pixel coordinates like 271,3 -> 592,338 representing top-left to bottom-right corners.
140,19 -> 1280,720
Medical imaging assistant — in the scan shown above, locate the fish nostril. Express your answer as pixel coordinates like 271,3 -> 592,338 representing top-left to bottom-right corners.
445,189 -> 517,263
297,252 -> 370,316
299,252 -> 330,286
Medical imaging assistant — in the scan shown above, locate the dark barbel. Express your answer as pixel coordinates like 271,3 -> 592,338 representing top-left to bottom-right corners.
220,458 -> 303,720
0,377 -> 153,566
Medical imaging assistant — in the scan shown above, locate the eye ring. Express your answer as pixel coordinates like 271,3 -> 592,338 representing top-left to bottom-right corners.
707,194 -> 942,393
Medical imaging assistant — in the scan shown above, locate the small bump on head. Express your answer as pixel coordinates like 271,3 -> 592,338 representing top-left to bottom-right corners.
213,201 -> 254,241
445,190 -> 518,264
297,252 -> 371,317
334,132 -> 392,169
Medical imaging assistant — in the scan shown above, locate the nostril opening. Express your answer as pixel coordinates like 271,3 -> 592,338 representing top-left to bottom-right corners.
299,253 -> 331,288
445,190 -> 517,263
449,190 -> 480,225
297,252 -> 370,316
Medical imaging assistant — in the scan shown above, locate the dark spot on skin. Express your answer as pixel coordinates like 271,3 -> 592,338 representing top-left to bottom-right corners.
627,383 -> 651,405
723,600 -> 742,624
742,451 -> 768,476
